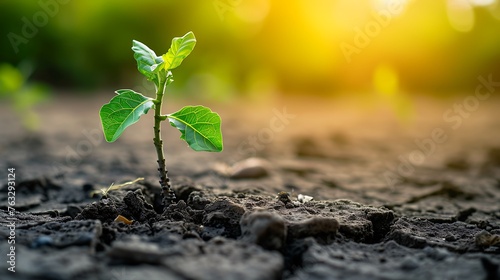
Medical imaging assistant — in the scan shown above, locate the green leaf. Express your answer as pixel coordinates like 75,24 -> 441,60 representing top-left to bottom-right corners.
131,40 -> 164,83
100,89 -> 154,142
162,31 -> 196,71
167,105 -> 223,152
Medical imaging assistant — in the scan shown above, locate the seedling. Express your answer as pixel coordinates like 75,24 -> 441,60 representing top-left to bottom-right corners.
99,32 -> 223,208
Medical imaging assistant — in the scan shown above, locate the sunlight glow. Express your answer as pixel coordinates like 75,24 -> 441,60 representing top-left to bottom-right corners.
469,0 -> 496,6
372,0 -> 411,16
235,0 -> 270,23
447,0 -> 475,32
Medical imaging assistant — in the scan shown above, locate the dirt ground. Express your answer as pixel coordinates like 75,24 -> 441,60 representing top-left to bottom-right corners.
1,93 -> 500,280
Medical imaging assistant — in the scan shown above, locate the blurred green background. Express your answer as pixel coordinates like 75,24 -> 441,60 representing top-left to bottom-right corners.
1,0 -> 500,100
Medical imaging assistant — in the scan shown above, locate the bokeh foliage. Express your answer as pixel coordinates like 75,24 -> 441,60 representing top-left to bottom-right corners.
1,0 -> 500,97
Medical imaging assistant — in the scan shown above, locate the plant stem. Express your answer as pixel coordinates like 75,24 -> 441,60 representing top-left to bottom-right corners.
153,74 -> 175,208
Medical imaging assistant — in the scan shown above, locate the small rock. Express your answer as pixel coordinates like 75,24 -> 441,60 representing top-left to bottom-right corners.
230,158 -> 270,179
387,217 -> 481,250
297,194 -> 313,203
240,211 -> 287,250
288,217 -> 339,240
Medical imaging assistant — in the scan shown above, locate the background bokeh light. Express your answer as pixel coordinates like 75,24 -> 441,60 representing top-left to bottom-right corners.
1,0 -> 499,100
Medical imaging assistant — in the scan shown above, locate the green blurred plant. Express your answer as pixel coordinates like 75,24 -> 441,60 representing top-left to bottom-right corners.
99,32 -> 223,209
0,63 -> 50,129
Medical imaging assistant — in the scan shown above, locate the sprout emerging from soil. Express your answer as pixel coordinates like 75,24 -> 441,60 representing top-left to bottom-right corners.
99,32 -> 223,209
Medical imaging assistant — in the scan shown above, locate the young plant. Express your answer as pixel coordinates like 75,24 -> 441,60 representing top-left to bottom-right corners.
99,32 -> 223,208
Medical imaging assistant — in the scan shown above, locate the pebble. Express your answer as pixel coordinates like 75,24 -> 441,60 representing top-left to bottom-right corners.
230,158 -> 270,179
297,194 -> 313,203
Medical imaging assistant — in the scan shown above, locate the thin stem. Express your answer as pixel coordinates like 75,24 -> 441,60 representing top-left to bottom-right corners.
153,74 -> 175,208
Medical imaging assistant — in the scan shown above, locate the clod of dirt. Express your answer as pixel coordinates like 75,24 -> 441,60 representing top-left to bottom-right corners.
327,200 -> 394,243
365,207 -> 395,241
122,189 -> 157,222
240,211 -> 287,250
187,190 -> 212,210
260,199 -> 395,243
229,158 -> 270,179
76,198 -> 120,223
202,199 -> 245,239
164,200 -> 204,224
76,188 -> 160,224
463,211 -> 500,229
287,217 -> 339,242
387,217 -> 482,251
475,231 -> 500,247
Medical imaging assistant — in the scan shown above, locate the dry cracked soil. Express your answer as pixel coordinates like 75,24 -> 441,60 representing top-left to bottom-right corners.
0,95 -> 499,280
